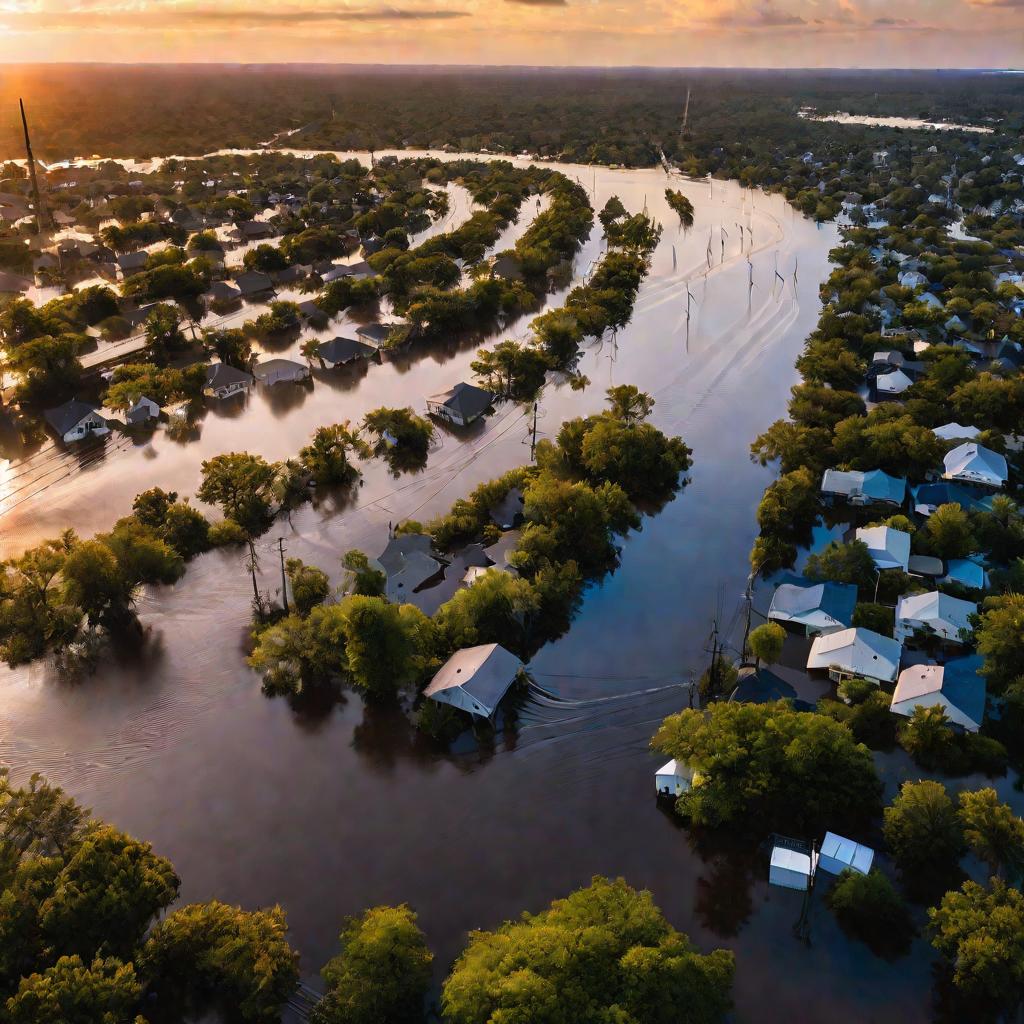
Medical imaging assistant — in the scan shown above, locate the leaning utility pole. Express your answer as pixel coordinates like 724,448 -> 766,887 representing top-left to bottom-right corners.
19,99 -> 49,234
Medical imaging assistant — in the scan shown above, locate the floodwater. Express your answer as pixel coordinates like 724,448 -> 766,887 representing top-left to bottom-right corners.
0,154 -> 947,1022
798,109 -> 994,133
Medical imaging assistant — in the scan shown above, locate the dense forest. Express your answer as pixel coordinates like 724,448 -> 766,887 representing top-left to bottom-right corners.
3,65 -> 1024,164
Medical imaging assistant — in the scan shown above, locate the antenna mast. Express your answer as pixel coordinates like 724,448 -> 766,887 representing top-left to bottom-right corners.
20,98 -> 49,233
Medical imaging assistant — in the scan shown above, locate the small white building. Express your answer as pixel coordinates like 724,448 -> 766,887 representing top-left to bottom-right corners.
770,843 -> 817,891
874,368 -> 914,396
895,591 -> 977,645
856,525 -> 911,572
654,759 -> 695,799
100,394 -> 161,428
807,627 -> 901,685
942,443 -> 1008,489
423,643 -> 524,719
818,832 -> 875,876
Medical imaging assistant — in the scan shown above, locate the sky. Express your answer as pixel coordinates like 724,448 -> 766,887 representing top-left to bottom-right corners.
1,0 -> 1022,68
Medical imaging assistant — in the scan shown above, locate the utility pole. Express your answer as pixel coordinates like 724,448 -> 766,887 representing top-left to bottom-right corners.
277,537 -> 289,613
246,538 -> 262,618
529,402 -> 538,462
19,98 -> 49,234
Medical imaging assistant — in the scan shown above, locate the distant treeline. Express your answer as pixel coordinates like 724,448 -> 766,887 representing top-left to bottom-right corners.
5,66 -> 1024,165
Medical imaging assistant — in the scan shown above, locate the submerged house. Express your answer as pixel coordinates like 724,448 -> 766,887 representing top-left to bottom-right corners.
315,336 -> 377,368
423,643 -> 524,719
769,839 -> 817,891
806,627 -> 901,685
204,362 -> 253,400
44,399 -> 109,443
99,394 -> 161,427
768,578 -> 857,636
426,382 -> 494,427
891,657 -> 985,732
253,358 -> 310,387
932,422 -> 980,443
856,525 -> 911,572
355,322 -> 409,349
233,271 -> 275,299
895,592 -> 977,646
374,533 -> 445,604
912,482 -> 994,517
942,443 -> 1007,489
821,469 -> 905,508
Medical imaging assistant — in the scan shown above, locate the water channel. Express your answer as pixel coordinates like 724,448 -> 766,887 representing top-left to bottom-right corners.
0,152 -> 946,1022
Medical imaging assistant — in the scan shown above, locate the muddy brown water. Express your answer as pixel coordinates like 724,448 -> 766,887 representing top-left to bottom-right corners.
0,154 -> 959,1021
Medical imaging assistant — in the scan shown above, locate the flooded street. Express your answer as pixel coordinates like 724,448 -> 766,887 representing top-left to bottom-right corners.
0,154 -> 939,1022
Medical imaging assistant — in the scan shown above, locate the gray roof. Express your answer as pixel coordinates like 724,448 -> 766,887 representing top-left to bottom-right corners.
317,336 -> 376,364
233,271 -> 275,296
44,399 -> 101,435
375,534 -> 445,601
428,382 -> 494,421
253,358 -> 308,383
205,362 -> 253,389
116,250 -> 149,272
423,643 -> 524,714
355,322 -> 405,345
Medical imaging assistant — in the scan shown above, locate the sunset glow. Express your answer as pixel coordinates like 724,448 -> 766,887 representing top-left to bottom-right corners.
4,0 -> 1023,68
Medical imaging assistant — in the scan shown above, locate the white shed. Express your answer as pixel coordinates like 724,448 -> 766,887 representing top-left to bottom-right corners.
654,759 -> 694,798
769,844 -> 817,891
818,832 -> 874,876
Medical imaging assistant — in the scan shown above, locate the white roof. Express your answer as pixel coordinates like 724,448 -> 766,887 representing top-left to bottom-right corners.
856,525 -> 911,571
655,759 -> 693,781
875,368 -> 913,394
933,422 -> 980,442
896,592 -> 976,641
423,643 -> 524,717
770,846 -> 814,876
942,443 -> 1007,487
807,627 -> 902,683
820,832 -> 875,873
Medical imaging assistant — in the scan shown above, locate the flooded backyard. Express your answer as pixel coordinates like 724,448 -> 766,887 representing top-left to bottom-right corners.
0,153 -> 960,1021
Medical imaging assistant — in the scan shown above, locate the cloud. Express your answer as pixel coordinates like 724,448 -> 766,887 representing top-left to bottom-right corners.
1,4 -> 472,27
704,3 -> 806,28
503,0 -> 568,5
968,0 -> 1024,6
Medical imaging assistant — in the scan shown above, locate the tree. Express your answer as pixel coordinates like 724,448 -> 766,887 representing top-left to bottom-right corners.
434,569 -> 538,656
748,622 -> 785,667
197,452 -> 279,536
60,539 -> 131,627
299,424 -> 368,487
575,418 -> 692,500
598,195 -> 627,232
929,880 -> 1024,1015
285,558 -> 330,617
898,705 -> 958,770
5,955 -> 143,1024
143,302 -> 185,363
362,408 -> 434,461
923,503 -> 976,561
651,701 -> 880,833
665,189 -> 695,226
36,825 -> 179,962
803,539 -> 876,592
336,596 -> 434,700
605,383 -> 654,425
957,788 -> 1024,879
341,550 -> 386,598
883,780 -> 964,900
441,876 -> 734,1024
974,593 -> 1024,692
6,333 -> 82,406
204,327 -> 252,370
311,905 -> 433,1024
470,340 -> 549,401
826,869 -> 914,957
139,901 -> 299,1024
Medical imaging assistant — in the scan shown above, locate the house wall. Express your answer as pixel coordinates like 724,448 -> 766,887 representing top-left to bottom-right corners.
769,865 -> 810,891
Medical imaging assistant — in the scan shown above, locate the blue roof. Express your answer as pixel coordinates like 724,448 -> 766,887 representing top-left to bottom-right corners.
942,655 -> 987,727
912,483 -> 995,514
773,575 -> 858,627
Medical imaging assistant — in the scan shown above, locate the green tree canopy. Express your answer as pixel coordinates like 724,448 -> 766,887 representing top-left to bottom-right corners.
651,701 -> 880,833
442,876 -> 734,1024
